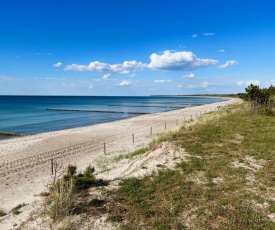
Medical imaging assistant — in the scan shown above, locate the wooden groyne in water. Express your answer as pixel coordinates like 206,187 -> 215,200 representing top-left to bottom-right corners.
0,131 -> 24,137
46,108 -> 151,115
107,104 -> 185,109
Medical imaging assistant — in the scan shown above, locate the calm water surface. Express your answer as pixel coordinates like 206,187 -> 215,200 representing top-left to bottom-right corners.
0,96 -> 227,136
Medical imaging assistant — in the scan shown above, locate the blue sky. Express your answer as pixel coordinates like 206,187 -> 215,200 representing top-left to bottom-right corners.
0,0 -> 275,96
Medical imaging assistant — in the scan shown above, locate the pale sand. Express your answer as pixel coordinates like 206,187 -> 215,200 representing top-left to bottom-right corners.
0,98 -> 241,229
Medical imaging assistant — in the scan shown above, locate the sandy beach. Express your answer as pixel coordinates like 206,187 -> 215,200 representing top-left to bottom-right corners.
0,98 -> 241,228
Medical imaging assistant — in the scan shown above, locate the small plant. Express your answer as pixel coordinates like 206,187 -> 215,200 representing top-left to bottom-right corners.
11,203 -> 27,215
0,209 -> 7,217
125,147 -> 148,159
107,215 -> 123,223
89,199 -> 106,207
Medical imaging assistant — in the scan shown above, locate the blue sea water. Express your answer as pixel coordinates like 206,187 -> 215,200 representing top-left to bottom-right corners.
0,96 -> 227,137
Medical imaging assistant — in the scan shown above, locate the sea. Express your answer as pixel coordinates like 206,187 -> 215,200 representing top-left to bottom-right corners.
0,96 -> 227,138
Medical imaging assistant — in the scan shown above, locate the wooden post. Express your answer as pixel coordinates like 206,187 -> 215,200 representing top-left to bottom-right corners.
104,143 -> 106,155
165,122 -> 166,129
150,127 -> 152,135
176,119 -> 178,126
191,114 -> 192,119
51,159 -> 53,175
132,134 -> 134,143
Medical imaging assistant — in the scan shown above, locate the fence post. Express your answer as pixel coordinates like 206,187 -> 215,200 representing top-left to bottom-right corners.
51,159 -> 53,175
191,114 -> 192,119
150,127 -> 152,135
165,122 -> 166,129
104,143 -> 106,155
132,134 -> 134,143
176,119 -> 178,126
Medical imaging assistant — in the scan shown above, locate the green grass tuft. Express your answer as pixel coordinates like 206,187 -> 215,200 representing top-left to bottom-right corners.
11,203 -> 27,215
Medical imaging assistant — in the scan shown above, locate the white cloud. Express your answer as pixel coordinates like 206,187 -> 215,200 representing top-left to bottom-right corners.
117,81 -> 132,87
0,75 -> 14,81
130,74 -> 136,77
237,80 -> 260,86
154,80 -> 172,83
148,50 -> 218,71
62,82 -> 76,88
102,73 -> 111,79
64,60 -> 146,74
182,73 -> 195,78
201,81 -> 209,88
219,49 -> 225,53
191,34 -> 198,38
218,60 -> 239,68
53,62 -> 63,68
203,32 -> 215,36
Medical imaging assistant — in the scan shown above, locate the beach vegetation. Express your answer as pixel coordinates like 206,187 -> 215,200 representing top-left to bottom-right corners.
125,147 -> 149,159
11,203 -> 27,215
0,209 -> 7,217
46,164 -> 103,222
114,147 -> 149,163
240,84 -> 275,115
107,103 -> 275,229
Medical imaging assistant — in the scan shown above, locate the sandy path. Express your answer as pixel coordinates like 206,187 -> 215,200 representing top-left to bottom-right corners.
0,98 -> 240,215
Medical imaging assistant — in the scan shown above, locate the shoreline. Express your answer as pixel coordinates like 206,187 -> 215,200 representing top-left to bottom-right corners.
0,98 -> 241,216
0,95 -> 228,138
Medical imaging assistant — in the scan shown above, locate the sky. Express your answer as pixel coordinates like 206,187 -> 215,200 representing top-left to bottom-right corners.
0,0 -> 275,96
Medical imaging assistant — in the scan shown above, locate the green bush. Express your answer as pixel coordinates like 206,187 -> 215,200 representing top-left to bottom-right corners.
63,165 -> 96,190
241,84 -> 275,115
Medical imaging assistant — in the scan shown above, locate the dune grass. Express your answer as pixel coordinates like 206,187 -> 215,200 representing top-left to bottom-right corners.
107,103 -> 275,229
11,203 -> 27,215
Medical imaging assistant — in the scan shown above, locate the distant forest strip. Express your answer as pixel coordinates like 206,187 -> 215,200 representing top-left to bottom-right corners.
46,108 -> 150,115
182,94 -> 241,98
151,94 -> 241,98
107,104 -> 185,109
0,131 -> 24,137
